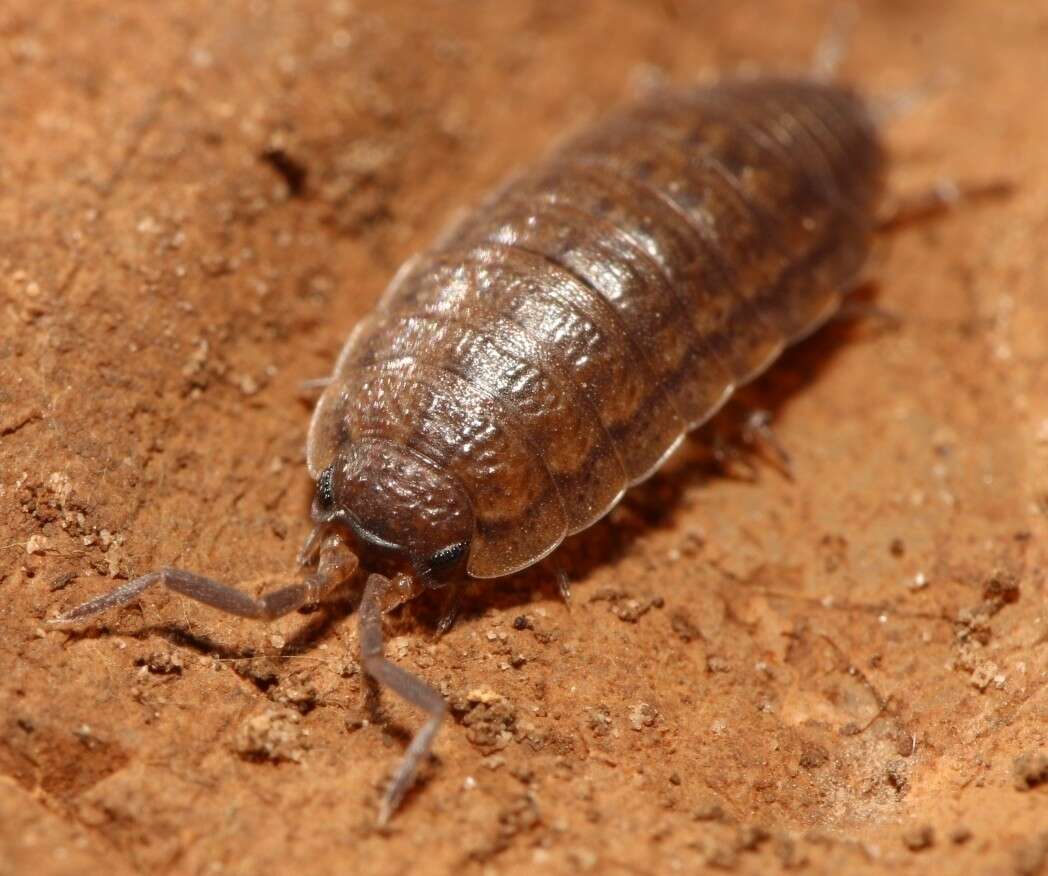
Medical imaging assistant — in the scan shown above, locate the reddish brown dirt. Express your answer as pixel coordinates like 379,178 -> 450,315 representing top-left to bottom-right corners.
2,2 -> 1047,874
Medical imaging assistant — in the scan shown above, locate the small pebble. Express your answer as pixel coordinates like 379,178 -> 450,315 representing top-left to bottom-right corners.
902,825 -> 934,852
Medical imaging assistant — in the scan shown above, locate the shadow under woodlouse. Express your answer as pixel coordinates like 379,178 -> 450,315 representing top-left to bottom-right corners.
54,281 -> 884,659
405,280 -> 891,631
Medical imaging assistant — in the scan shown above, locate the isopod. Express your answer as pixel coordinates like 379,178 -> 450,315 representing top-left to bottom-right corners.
53,69 -> 887,822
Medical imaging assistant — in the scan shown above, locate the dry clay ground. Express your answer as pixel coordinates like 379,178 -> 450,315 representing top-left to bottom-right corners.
1,2 -> 1046,874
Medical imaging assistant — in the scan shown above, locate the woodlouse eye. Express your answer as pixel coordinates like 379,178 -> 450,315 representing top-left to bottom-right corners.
315,465 -> 335,510
424,541 -> 467,579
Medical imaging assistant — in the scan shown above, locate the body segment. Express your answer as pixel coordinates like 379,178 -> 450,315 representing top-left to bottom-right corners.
308,75 -> 885,579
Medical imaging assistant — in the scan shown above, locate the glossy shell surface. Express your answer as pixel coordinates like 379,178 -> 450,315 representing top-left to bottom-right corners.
308,76 -> 885,578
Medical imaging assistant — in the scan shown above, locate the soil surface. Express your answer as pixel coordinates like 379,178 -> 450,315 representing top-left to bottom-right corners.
2,2 -> 1046,874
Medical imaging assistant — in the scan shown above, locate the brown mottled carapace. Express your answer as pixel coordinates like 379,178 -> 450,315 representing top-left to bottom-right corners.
307,76 -> 885,580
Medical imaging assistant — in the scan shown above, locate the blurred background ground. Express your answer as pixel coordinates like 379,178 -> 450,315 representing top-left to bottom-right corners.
1,1 -> 1046,874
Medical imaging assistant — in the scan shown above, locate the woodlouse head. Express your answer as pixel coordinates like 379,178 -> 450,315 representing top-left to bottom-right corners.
311,438 -> 473,587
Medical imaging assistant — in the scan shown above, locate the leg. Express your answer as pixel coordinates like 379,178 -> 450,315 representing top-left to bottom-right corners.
711,409 -> 792,481
297,375 -> 334,397
434,581 -> 462,638
49,535 -> 357,627
833,298 -> 903,332
712,433 -> 758,481
878,178 -> 1014,233
359,572 -> 446,825
538,558 -> 571,605
741,409 -> 794,480
555,565 -> 572,605
811,3 -> 857,81
296,524 -> 328,567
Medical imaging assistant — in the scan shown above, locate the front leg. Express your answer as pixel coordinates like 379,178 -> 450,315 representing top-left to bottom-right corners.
49,534 -> 358,628
358,572 -> 446,824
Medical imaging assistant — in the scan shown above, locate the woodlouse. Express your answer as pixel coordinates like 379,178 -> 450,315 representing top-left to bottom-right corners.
53,70 -> 887,822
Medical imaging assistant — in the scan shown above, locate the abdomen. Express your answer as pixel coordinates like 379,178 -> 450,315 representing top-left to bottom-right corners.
308,76 -> 886,579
